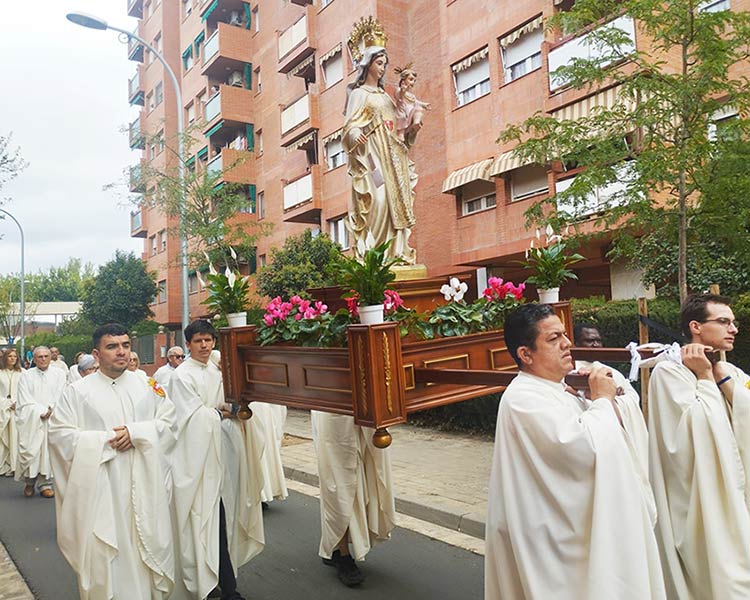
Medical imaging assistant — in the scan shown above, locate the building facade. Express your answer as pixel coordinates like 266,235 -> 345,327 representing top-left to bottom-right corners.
124,0 -> 744,365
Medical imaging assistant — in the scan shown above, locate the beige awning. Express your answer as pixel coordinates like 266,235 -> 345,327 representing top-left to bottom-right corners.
489,150 -> 529,176
289,53 -> 315,78
442,158 -> 494,193
500,16 -> 544,49
551,85 -> 634,121
320,42 -> 342,64
321,128 -> 343,146
451,46 -> 489,74
285,130 -> 316,153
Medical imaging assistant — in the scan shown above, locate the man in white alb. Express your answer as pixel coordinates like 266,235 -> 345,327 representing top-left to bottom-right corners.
154,346 -> 185,388
649,293 -> 750,598
15,345 -> 67,498
50,346 -> 68,373
48,323 -> 177,600
485,303 -> 665,600
169,320 -> 264,600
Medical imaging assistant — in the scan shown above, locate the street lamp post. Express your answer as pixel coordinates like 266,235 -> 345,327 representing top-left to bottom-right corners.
66,12 -> 190,335
0,209 -> 25,361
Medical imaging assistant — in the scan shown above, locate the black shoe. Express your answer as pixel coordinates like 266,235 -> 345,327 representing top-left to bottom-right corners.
221,592 -> 245,600
323,550 -> 364,587
207,587 -> 221,598
261,501 -> 269,511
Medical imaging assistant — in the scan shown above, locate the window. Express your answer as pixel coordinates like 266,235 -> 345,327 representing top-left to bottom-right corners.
252,6 -> 259,32
325,138 -> 345,170
183,46 -> 194,71
462,193 -> 496,215
256,129 -> 263,155
188,273 -> 199,293
322,50 -> 343,88
186,103 -> 195,124
144,0 -> 151,19
159,229 -> 167,252
555,162 -> 635,218
501,20 -> 543,83
321,0 -> 333,6
258,254 -> 266,268
154,82 -> 163,107
150,235 -> 158,256
196,91 -> 206,120
453,50 -> 490,107
154,34 -> 162,56
147,91 -> 155,111
183,0 -> 192,17
157,130 -> 165,153
329,216 -> 350,249
258,191 -> 265,219
698,0 -> 730,12
709,107 -> 739,141
511,164 -> 548,201
157,280 -> 167,303
255,67 -> 261,93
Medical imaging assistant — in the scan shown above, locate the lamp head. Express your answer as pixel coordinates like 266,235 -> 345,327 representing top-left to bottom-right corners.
66,12 -> 109,30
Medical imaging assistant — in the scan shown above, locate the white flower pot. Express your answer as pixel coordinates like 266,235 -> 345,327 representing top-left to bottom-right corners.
537,288 -> 560,304
226,312 -> 248,327
358,304 -> 385,325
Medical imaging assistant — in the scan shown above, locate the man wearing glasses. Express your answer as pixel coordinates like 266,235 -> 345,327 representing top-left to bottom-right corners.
154,346 -> 185,387
649,294 -> 750,599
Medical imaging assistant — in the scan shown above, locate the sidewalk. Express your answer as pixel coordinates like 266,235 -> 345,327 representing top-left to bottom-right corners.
281,409 -> 494,540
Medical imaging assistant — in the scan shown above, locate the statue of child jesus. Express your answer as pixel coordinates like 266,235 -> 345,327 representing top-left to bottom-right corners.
394,64 -> 431,148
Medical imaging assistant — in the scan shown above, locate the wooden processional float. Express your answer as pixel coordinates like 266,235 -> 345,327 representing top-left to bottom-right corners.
219,279 -> 656,449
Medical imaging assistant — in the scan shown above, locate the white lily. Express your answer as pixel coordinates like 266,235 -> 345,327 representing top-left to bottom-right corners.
203,251 -> 218,275
225,266 -> 236,288
229,246 -> 237,260
545,224 -> 554,238
196,271 -> 206,289
535,228 -> 541,240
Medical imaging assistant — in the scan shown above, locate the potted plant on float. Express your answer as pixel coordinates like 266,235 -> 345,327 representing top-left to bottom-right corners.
520,227 -> 584,303
199,250 -> 251,327
337,240 -> 403,325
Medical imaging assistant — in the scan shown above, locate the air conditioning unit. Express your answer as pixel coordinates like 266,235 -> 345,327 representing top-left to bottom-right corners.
229,10 -> 242,25
228,71 -> 243,87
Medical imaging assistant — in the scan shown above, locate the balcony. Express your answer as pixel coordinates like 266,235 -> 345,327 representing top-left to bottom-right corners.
128,69 -> 144,106
280,92 -> 319,147
128,30 -> 144,63
548,15 -> 636,92
206,148 -> 254,185
129,118 -> 144,149
127,0 -> 143,18
201,22 -> 253,81
201,0 -> 248,27
130,209 -> 147,238
283,165 -> 322,224
129,163 -> 146,193
277,6 -> 317,74
204,85 -> 254,130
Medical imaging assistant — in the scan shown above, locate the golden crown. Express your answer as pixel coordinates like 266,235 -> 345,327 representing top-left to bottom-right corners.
347,16 -> 388,63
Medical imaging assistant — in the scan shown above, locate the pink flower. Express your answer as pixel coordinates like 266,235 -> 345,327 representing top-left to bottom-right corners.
263,314 -> 275,326
315,301 -> 328,314
345,294 -> 360,317
383,289 -> 404,313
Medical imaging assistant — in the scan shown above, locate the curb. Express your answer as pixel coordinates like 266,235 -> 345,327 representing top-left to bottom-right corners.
282,465 -> 486,541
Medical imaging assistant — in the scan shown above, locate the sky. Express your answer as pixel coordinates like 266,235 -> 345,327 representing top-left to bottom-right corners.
0,1 -> 145,276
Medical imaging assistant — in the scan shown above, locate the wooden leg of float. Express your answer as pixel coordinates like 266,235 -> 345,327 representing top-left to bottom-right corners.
372,427 -> 392,448
237,401 -> 253,420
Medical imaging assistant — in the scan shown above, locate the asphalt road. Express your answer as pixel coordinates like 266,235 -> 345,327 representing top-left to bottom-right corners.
0,477 -> 483,599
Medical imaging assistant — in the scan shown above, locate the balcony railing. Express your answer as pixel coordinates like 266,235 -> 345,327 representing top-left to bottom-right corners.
129,119 -> 144,149
129,164 -> 146,192
127,0 -> 143,18
205,92 -> 221,123
207,154 -> 223,178
283,172 -> 313,210
278,14 -> 307,59
548,16 -> 636,92
204,30 -> 219,64
281,94 -> 310,135
130,210 -> 147,238
128,71 -> 144,106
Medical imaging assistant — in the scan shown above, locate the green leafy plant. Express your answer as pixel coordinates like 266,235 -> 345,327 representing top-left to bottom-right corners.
520,230 -> 584,289
337,241 -> 403,306
257,295 -> 353,347
200,249 -> 251,316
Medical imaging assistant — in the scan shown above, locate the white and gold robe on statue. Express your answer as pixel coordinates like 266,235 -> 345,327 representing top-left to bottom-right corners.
48,370 -> 177,600
649,360 -> 750,599
168,357 -> 265,600
15,366 -> 67,481
250,401 -> 288,502
485,371 -> 665,600
310,412 -> 396,561
0,369 -> 20,475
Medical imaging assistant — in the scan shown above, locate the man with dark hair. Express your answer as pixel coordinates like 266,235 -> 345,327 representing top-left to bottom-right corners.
169,320 -> 264,600
48,323 -> 177,599
573,321 -> 603,347
649,294 -> 750,599
485,304 -> 665,600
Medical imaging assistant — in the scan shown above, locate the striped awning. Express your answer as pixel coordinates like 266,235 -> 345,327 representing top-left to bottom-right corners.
322,128 -> 343,146
320,42 -> 342,64
489,150 -> 528,176
500,16 -> 544,49
285,130 -> 316,153
442,158 -> 494,193
451,46 -> 489,74
289,54 -> 315,78
551,86 -> 634,121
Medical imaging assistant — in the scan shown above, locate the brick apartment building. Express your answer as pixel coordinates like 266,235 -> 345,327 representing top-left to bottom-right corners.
124,0 -> 741,366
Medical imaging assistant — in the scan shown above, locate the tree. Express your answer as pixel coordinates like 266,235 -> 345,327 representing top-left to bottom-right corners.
256,230 -> 342,300
26,258 -> 96,302
500,0 -> 750,301
0,133 -> 27,196
81,251 -> 158,329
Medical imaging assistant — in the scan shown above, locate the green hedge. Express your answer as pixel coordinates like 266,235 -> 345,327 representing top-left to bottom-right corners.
20,333 -> 92,368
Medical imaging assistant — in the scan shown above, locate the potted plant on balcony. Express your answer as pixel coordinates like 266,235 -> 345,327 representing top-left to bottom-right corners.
337,240 -> 403,325
199,249 -> 251,327
520,227 -> 584,303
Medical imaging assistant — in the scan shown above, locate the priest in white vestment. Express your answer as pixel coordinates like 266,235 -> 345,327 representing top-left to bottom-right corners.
310,410 -> 395,587
169,320 -> 264,600
485,304 -> 665,600
154,346 -> 185,388
15,345 -> 67,497
0,348 -> 22,476
250,401 -> 288,503
48,323 -> 177,600
649,294 -> 750,599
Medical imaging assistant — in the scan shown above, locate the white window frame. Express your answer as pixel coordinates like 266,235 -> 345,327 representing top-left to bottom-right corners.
252,6 -> 259,33
698,0 -> 730,12
555,162 -> 635,218
157,280 -> 167,303
258,190 -> 265,219
453,57 -> 491,107
154,82 -> 163,107
510,164 -> 548,201
159,229 -> 167,252
461,192 -> 497,216
322,51 -> 343,88
329,216 -> 350,249
325,138 -> 345,170
255,67 -> 262,93
501,27 -> 543,84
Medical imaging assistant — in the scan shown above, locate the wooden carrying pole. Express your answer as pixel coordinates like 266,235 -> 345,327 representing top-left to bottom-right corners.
709,284 -> 727,362
638,297 -> 650,423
